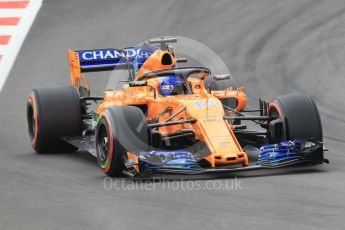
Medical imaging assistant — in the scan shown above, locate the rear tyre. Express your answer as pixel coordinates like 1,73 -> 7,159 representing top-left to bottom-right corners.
27,86 -> 82,153
96,106 -> 149,177
268,93 -> 322,143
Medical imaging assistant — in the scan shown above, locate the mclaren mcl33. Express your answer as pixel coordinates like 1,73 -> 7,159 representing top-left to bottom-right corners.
26,37 -> 328,177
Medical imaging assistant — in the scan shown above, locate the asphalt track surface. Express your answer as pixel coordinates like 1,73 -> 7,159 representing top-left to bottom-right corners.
1,0 -> 345,229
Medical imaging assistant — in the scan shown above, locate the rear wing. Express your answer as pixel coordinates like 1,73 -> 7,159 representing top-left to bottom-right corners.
68,45 -> 159,90
68,38 -> 185,91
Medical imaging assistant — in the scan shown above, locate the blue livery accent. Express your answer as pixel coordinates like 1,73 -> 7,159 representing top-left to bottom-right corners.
195,101 -> 217,109
79,49 -> 125,61
77,43 -> 159,72
257,140 -> 303,165
137,151 -> 200,171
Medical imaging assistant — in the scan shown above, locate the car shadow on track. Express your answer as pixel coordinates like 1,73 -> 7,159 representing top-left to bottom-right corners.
26,150 -> 98,166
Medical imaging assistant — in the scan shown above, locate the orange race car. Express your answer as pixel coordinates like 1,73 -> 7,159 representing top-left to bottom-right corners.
26,37 -> 328,177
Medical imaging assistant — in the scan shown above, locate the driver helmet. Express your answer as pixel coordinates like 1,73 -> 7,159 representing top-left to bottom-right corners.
159,76 -> 186,96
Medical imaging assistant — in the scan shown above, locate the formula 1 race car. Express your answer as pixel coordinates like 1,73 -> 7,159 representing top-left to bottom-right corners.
26,37 -> 328,177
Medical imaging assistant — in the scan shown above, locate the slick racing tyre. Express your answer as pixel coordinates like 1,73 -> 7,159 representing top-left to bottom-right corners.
27,86 -> 82,153
268,93 -> 322,143
96,106 -> 149,177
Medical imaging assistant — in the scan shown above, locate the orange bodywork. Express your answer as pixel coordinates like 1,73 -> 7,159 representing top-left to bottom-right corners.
68,49 -> 90,91
68,48 -> 249,168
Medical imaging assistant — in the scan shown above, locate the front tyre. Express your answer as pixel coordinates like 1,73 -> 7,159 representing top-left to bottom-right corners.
268,93 -> 322,143
96,106 -> 149,177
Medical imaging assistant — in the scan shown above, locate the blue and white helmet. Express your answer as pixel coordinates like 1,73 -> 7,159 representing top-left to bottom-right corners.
159,76 -> 187,96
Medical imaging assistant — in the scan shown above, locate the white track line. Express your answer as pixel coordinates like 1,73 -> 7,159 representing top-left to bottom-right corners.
0,9 -> 27,17
0,27 -> 18,34
0,0 -> 43,91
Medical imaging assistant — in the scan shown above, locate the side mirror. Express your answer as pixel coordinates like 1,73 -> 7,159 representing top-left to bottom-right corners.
128,80 -> 147,87
213,74 -> 232,81
208,74 -> 232,93
176,58 -> 188,63
129,80 -> 157,99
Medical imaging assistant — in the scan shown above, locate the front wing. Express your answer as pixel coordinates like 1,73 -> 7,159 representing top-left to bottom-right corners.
128,140 -> 328,176
63,136 -> 328,177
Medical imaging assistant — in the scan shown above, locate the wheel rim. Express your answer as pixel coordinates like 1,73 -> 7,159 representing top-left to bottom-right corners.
268,102 -> 285,142
97,123 -> 110,167
27,97 -> 38,147
268,102 -> 283,118
27,103 -> 35,141
269,107 -> 279,118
